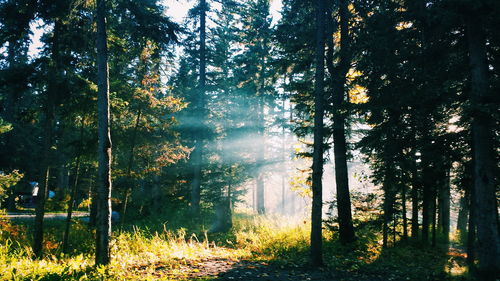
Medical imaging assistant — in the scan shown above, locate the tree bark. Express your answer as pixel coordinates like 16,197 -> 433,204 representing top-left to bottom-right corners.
256,97 -> 266,215
456,187 -> 469,241
33,167 -> 50,258
411,172 -> 419,239
326,0 -> 356,244
62,118 -> 85,253
421,149 -> 432,244
467,182 -> 476,266
382,170 -> 395,248
466,13 -> 500,279
33,18 -> 61,259
95,0 -> 112,266
88,174 -> 97,227
438,161 -> 451,243
121,109 -> 141,225
402,183 -> 408,240
431,189 -> 437,247
281,92 -> 287,214
310,0 -> 326,267
190,0 -> 207,218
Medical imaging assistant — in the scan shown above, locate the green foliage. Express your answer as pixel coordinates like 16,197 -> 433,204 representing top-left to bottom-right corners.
0,170 -> 23,201
0,213 -> 475,280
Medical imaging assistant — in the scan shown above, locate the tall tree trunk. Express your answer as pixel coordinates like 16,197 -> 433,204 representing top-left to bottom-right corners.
281,92 -> 286,214
456,188 -> 469,241
431,189 -> 437,247
256,97 -> 266,215
411,176 -> 419,239
33,18 -> 62,259
58,163 -> 70,196
382,176 -> 395,248
190,0 -> 207,218
310,0 -> 326,267
121,109 -> 141,225
410,130 -> 420,240
95,0 -> 112,266
332,114 -> 356,243
421,150 -> 432,243
151,173 -> 161,214
62,118 -> 85,253
402,184 -> 408,240
209,183 -> 232,233
326,0 -> 356,244
289,98 -> 295,215
467,182 -> 476,266
33,167 -> 50,258
439,161 -> 451,243
88,174 -> 97,227
466,14 -> 500,279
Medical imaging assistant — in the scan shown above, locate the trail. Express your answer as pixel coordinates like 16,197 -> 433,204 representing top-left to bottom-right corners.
5,212 -> 89,220
152,258 -> 336,281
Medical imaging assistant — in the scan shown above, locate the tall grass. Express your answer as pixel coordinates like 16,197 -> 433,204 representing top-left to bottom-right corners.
0,211 -> 473,280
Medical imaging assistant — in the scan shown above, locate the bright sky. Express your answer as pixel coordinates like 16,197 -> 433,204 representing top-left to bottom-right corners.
28,0 -> 282,58
164,0 -> 282,24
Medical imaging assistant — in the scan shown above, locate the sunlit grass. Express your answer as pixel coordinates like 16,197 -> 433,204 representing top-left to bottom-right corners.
0,215 -> 252,280
0,212 -> 475,280
233,214 -> 310,264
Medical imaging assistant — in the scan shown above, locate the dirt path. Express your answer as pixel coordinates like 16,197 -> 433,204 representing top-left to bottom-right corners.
151,258 -> 337,281
5,212 -> 89,220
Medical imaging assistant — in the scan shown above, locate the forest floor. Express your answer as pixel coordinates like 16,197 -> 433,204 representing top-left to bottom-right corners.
158,258 -> 336,281
0,212 -> 472,281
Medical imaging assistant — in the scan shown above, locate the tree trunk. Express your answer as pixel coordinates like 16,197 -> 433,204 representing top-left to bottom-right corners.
58,164 -> 70,196
410,136 -> 420,239
281,93 -> 286,214
256,97 -> 266,215
402,184 -> 408,240
456,188 -> 469,241
382,180 -> 395,248
88,174 -> 97,227
33,18 -> 62,259
209,184 -> 232,233
439,162 -> 451,243
421,150 -> 432,244
431,189 -> 437,247
310,0 -> 326,267
33,167 -> 50,258
326,0 -> 356,244
121,109 -> 141,225
466,14 -> 500,279
62,118 -> 85,253
190,0 -> 207,218
95,0 -> 112,266
467,182 -> 476,266
332,114 -> 356,243
151,173 -> 161,214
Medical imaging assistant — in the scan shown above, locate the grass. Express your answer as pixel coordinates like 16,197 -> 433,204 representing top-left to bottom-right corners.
0,211 -> 473,281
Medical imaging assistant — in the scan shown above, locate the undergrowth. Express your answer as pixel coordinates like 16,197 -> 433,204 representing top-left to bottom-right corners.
0,211 -> 472,280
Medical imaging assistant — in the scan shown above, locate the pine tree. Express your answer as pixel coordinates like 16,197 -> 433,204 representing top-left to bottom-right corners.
310,0 -> 326,267
95,0 -> 112,266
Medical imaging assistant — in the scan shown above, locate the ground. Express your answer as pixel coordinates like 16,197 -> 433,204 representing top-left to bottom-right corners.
162,258 -> 335,281
0,212 -> 472,281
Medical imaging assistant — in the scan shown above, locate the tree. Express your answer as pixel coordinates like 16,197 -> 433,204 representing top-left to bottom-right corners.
326,0 -> 356,243
189,0 -> 207,219
310,0 -> 326,267
95,0 -> 112,266
465,2 -> 500,278
232,0 -> 276,215
33,1 -> 68,258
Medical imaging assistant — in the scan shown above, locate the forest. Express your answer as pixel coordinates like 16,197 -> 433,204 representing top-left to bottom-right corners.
0,0 -> 498,280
